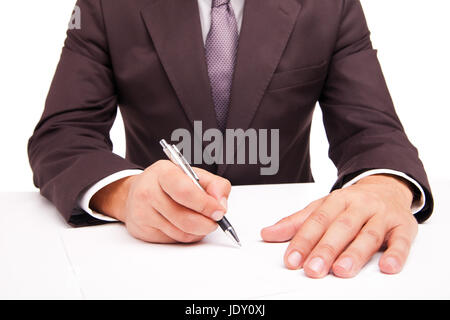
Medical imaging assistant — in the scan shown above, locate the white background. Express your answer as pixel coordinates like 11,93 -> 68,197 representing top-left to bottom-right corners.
0,0 -> 449,192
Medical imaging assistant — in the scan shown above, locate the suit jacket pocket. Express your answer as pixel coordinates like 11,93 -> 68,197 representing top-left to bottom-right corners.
267,61 -> 327,91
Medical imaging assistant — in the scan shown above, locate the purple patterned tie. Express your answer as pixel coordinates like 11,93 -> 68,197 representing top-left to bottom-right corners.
205,0 -> 239,131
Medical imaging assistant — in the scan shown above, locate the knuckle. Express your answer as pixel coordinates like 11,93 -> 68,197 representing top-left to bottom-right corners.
198,199 -> 209,215
316,243 -> 338,258
346,248 -> 365,263
390,234 -> 411,250
174,180 -> 195,199
310,210 -> 330,227
150,159 -> 168,171
153,159 -> 165,167
335,216 -> 354,230
362,228 -> 383,246
292,233 -> 315,252
176,179 -> 191,194
156,162 -> 176,179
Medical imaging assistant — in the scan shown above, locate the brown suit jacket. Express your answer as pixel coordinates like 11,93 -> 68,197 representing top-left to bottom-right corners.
28,0 -> 433,226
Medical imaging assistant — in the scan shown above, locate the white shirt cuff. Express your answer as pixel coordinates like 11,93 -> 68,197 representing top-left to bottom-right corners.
78,169 -> 144,222
342,169 -> 426,214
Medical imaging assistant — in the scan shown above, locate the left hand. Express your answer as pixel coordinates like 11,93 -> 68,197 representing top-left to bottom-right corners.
261,174 -> 418,278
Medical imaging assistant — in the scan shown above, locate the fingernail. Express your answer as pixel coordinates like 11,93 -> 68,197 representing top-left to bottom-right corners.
384,256 -> 400,271
287,251 -> 302,268
220,197 -> 228,211
308,257 -> 325,273
211,211 -> 225,221
336,257 -> 353,272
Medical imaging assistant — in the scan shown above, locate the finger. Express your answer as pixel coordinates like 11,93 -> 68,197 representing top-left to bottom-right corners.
158,165 -> 227,221
379,222 -> 417,274
151,207 -> 206,243
127,214 -> 204,244
303,205 -> 373,278
284,191 -> 347,270
194,168 -> 232,207
261,197 -> 325,243
131,205 -> 205,243
331,216 -> 387,278
150,185 -> 218,236
128,224 -> 178,244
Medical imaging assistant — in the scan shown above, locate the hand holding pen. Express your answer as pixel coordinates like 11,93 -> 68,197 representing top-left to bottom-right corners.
90,146 -> 235,245
160,139 -> 241,246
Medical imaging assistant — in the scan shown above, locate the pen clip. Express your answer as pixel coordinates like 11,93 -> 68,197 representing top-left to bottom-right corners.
172,144 -> 200,181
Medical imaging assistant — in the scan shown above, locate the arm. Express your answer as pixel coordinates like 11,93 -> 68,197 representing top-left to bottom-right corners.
261,0 -> 433,278
317,0 -> 433,222
27,0 -> 144,225
28,1 -> 231,242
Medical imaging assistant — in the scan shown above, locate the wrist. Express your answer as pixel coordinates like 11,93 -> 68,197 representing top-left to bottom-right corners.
90,175 -> 137,222
356,174 -> 414,208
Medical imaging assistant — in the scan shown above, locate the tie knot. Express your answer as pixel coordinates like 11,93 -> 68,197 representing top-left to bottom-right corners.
212,0 -> 230,8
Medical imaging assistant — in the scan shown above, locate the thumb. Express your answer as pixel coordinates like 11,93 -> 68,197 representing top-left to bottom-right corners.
193,167 -> 232,208
260,197 -> 325,242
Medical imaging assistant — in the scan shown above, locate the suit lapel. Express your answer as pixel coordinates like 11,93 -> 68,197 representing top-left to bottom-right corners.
218,0 -> 303,176
140,0 -> 218,132
141,0 -> 302,175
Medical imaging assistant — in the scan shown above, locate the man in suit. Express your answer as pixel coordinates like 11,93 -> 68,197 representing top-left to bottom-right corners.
28,0 -> 433,278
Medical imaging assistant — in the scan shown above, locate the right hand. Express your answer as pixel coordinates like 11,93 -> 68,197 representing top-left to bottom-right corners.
90,160 -> 231,244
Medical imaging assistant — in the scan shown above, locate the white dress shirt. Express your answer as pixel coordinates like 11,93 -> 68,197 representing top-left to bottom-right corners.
78,0 -> 425,221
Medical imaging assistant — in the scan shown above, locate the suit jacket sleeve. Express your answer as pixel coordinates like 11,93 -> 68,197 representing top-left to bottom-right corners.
318,0 -> 433,223
27,0 -> 144,226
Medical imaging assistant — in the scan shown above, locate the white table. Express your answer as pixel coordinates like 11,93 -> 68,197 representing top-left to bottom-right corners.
1,181 -> 449,299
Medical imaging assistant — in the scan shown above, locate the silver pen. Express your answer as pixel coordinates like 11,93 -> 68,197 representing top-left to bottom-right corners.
159,139 -> 241,247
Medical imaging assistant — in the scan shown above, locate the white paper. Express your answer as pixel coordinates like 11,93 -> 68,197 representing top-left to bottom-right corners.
59,183 -> 450,299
